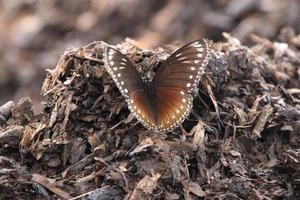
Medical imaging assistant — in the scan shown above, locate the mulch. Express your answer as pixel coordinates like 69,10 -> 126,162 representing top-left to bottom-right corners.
1,29 -> 300,199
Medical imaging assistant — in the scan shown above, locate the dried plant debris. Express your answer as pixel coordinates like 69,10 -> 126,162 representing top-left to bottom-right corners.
1,30 -> 300,199
1,0 -> 300,110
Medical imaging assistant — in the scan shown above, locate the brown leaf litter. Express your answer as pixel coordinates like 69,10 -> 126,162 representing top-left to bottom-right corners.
1,29 -> 300,199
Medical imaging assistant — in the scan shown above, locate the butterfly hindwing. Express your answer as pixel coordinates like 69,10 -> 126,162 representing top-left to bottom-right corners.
128,90 -> 156,130
156,87 -> 193,132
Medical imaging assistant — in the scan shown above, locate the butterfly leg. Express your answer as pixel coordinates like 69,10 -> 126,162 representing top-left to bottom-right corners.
180,125 -> 191,136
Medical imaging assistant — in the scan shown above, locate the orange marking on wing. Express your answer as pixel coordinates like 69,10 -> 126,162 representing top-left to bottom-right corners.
130,90 -> 155,129
156,87 -> 193,131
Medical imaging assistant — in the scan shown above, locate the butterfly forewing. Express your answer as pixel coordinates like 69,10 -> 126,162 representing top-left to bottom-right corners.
153,39 -> 212,93
104,47 -> 143,98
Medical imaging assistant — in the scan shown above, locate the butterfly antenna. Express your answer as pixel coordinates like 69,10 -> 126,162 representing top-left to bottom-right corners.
196,94 -> 210,110
180,125 -> 190,136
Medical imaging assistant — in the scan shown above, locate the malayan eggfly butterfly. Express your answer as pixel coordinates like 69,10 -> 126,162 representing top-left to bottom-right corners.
104,39 -> 212,133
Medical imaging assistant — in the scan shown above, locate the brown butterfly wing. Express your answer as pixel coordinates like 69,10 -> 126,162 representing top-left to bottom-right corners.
127,89 -> 157,130
105,47 -> 156,129
104,39 -> 212,133
104,47 -> 143,98
153,39 -> 212,132
155,87 -> 193,132
153,39 -> 212,92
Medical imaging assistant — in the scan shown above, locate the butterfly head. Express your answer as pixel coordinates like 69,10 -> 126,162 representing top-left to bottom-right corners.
141,75 -> 151,83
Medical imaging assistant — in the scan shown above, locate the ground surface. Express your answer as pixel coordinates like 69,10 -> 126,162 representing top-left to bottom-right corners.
0,1 -> 300,200
1,31 -> 300,199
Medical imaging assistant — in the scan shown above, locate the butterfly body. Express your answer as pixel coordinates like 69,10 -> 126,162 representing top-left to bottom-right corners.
104,39 -> 212,133
137,79 -> 158,124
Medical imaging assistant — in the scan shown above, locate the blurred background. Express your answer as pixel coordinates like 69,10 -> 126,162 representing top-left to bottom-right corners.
0,0 -> 299,112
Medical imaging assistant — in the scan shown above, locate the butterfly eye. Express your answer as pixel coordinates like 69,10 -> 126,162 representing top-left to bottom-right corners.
104,39 -> 212,133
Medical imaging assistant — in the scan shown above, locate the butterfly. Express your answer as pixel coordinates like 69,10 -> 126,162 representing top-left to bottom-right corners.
104,39 -> 212,133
